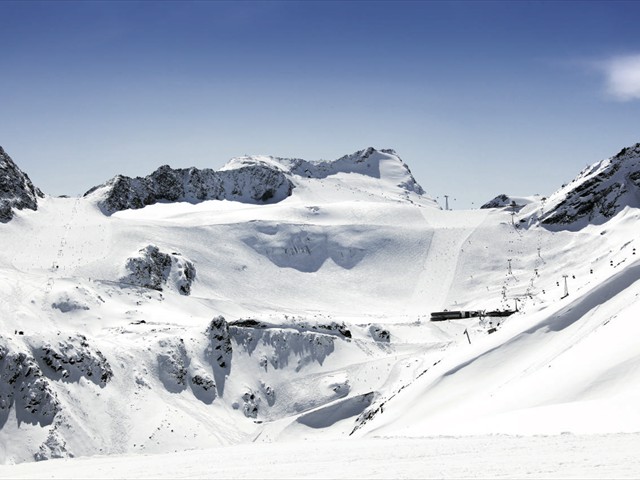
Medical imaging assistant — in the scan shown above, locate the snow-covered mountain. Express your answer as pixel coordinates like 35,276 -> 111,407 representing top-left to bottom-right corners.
522,143 -> 640,228
84,147 -> 426,214
1,144 -> 640,467
84,163 -> 294,214
481,193 -> 542,210
0,147 -> 43,223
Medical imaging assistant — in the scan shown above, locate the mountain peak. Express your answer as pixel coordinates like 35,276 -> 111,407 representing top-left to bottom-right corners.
87,148 -> 430,214
530,141 -> 640,228
279,147 -> 425,196
0,146 -> 44,222
613,142 -> 640,160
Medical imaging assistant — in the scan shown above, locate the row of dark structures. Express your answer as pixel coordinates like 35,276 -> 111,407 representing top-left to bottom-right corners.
430,310 -> 516,321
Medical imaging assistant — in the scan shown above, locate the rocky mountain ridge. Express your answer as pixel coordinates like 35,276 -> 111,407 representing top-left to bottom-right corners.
534,142 -> 640,227
0,147 -> 43,223
478,142 -> 640,229
84,163 -> 294,215
85,147 -> 428,214
2,143 -> 640,224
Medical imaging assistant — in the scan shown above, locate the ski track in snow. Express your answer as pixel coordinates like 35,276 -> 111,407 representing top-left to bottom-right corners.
1,147 -> 640,475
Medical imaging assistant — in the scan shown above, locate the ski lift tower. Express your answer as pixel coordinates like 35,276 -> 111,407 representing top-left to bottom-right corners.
444,195 -> 449,211
561,274 -> 569,299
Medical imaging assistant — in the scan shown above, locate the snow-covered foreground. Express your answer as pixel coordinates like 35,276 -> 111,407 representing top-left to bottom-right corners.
3,434 -> 640,479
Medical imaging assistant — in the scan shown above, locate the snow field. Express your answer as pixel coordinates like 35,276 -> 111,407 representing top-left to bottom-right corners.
2,434 -> 640,479
1,147 -> 639,473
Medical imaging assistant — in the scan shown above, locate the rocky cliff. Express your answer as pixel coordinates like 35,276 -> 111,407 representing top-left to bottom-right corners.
0,147 -> 44,222
84,163 -> 294,214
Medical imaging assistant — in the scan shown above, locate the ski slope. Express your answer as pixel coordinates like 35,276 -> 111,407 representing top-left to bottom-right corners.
0,146 -> 639,476
3,434 -> 640,479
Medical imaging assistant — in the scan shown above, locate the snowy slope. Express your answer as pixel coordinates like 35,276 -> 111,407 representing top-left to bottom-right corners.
3,434 -> 640,479
0,144 -> 639,470
355,213 -> 640,438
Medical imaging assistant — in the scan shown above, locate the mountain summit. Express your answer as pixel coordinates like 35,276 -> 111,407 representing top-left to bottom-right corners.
85,148 -> 429,214
533,142 -> 640,227
223,147 -> 425,194
0,146 -> 43,222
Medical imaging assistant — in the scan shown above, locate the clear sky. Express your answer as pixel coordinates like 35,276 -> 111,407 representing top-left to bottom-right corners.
1,0 -> 640,208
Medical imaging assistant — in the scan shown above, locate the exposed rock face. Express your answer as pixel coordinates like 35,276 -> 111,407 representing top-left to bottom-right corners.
34,428 -> 72,462
122,245 -> 196,295
229,319 -> 342,372
84,147 -> 432,214
0,146 -> 44,222
481,194 -> 540,211
157,338 -> 189,393
84,163 -> 294,214
0,346 -> 61,427
36,335 -> 113,387
205,316 -> 233,370
123,245 -> 171,291
539,143 -> 640,226
481,194 -> 511,209
205,316 -> 233,396
240,390 -> 260,418
189,371 -> 217,405
0,335 -> 113,432
190,373 -> 216,396
369,325 -> 390,342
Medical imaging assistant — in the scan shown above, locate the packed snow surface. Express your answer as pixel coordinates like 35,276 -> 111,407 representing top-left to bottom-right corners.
1,145 -> 640,476
3,434 -> 640,479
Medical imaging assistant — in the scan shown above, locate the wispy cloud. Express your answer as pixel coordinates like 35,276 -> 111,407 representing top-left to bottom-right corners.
602,54 -> 640,101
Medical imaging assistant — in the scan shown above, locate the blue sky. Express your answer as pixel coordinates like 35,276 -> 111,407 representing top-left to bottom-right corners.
1,1 -> 640,207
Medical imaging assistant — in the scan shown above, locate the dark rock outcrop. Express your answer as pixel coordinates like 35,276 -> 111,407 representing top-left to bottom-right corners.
36,335 -> 113,387
84,163 -> 294,214
369,325 -> 390,342
157,338 -> 189,393
190,374 -> 215,393
84,147 -> 433,214
538,143 -> 640,226
240,390 -> 260,418
0,146 -> 44,222
481,194 -> 511,209
205,316 -> 232,396
230,320 -> 338,372
122,245 -> 196,295
34,427 -> 72,462
205,316 -> 233,370
0,346 -> 61,427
